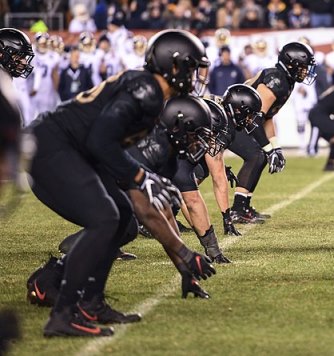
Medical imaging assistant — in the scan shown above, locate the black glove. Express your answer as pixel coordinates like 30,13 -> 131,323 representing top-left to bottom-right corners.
187,252 -> 216,280
222,209 -> 241,236
225,166 -> 238,188
274,148 -> 286,172
136,171 -> 171,210
265,149 -> 280,174
177,246 -> 216,280
181,273 -> 210,299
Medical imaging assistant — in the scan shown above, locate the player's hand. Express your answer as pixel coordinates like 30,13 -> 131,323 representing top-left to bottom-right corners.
136,171 -> 171,210
161,177 -> 183,208
274,148 -> 286,172
265,149 -> 280,174
186,252 -> 216,280
181,273 -> 210,299
222,209 -> 241,236
225,166 -> 238,188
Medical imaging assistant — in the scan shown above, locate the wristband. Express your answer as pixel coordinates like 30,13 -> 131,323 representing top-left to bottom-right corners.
269,136 -> 279,149
262,143 -> 273,153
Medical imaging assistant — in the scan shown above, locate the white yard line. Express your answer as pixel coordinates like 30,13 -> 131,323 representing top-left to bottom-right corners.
76,172 -> 334,356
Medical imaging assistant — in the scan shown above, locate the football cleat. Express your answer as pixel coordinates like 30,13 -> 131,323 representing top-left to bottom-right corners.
230,208 -> 266,224
116,249 -> 137,261
27,256 -> 62,307
213,253 -> 232,264
248,206 -> 271,219
138,224 -> 153,238
181,273 -> 210,299
324,159 -> 334,171
176,220 -> 193,233
78,294 -> 142,324
44,306 -> 114,337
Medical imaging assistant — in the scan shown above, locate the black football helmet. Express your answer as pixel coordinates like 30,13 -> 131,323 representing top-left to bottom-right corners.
159,95 -> 214,164
203,98 -> 235,155
145,29 -> 210,95
222,84 -> 262,133
278,41 -> 317,85
0,28 -> 34,78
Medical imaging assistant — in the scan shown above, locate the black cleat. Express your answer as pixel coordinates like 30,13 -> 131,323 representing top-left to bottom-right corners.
213,253 -> 231,264
44,306 -> 114,337
27,256 -> 62,307
26,255 -> 59,289
230,208 -> 266,224
176,220 -> 193,233
138,224 -> 153,238
116,249 -> 137,261
181,274 -> 210,299
248,206 -> 271,219
78,294 -> 142,324
27,279 -> 59,307
324,159 -> 334,171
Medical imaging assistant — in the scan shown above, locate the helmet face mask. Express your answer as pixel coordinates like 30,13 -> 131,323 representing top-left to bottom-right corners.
145,30 -> 210,95
203,98 -> 234,155
0,28 -> 34,78
278,42 -> 317,85
222,84 -> 262,133
160,95 -> 216,164
79,32 -> 96,53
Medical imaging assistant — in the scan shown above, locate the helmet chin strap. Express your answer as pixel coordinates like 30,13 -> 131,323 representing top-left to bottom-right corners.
277,60 -> 294,79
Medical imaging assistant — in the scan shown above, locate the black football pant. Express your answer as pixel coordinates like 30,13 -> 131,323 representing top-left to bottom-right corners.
30,122 -> 134,307
227,129 -> 267,193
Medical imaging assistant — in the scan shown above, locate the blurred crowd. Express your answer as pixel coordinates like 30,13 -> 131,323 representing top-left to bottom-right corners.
3,0 -> 334,32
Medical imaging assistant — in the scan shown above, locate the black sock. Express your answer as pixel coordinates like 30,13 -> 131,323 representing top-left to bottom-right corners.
329,142 -> 334,160
232,193 -> 247,211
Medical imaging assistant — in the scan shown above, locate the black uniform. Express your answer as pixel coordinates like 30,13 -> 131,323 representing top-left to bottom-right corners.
309,86 -> 334,141
228,64 -> 295,192
28,69 -> 164,307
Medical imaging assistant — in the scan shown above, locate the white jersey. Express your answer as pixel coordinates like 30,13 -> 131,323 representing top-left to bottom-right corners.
79,50 -> 101,86
96,48 -> 124,77
30,50 -> 60,116
124,51 -> 145,70
242,53 -> 276,76
13,76 -> 35,126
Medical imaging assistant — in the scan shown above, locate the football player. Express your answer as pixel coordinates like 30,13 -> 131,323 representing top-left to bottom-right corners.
25,29 -> 215,337
0,27 -> 34,354
30,32 -> 60,117
228,42 -> 317,223
308,85 -> 334,171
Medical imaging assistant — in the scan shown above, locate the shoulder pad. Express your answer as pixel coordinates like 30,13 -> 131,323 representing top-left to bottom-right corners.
126,71 -> 164,117
262,68 -> 290,97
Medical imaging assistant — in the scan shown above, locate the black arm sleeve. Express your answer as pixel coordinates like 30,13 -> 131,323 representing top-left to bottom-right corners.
86,91 -> 143,183
250,114 -> 270,148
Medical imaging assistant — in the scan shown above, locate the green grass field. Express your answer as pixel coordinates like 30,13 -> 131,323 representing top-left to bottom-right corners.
1,155 -> 334,356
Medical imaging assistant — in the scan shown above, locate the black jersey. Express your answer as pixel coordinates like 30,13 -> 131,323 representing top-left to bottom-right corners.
30,69 -> 164,183
127,124 -> 178,180
248,64 -> 295,118
316,86 -> 334,114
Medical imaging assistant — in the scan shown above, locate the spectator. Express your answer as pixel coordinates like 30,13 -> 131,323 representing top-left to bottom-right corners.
142,1 -> 167,29
192,0 -> 216,31
164,0 -> 194,30
94,0 -> 108,30
303,0 -> 334,28
239,0 -> 265,28
288,1 -> 310,29
68,3 -> 97,33
69,0 -> 96,17
216,0 -> 241,30
106,10 -> 131,54
265,0 -> 289,30
208,46 -> 245,96
58,46 -> 94,101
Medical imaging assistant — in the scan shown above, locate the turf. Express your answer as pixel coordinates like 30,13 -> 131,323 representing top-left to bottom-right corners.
1,156 -> 334,356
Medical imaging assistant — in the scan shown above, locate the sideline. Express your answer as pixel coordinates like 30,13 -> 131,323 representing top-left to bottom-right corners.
76,173 -> 334,356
